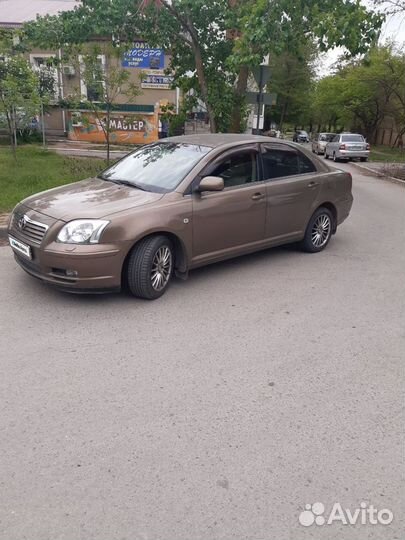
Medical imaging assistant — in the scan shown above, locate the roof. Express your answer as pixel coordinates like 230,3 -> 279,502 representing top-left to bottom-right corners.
167,133 -> 276,148
0,0 -> 78,27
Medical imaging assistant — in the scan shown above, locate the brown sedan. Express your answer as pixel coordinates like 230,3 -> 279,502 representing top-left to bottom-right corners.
8,134 -> 353,299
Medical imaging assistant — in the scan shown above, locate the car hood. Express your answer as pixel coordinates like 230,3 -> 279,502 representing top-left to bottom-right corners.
22,177 -> 164,221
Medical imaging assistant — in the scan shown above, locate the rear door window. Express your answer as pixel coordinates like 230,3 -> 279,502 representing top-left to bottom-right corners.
262,145 -> 317,179
262,145 -> 299,179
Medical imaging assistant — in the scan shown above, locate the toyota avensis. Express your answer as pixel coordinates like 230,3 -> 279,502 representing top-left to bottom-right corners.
8,134 -> 353,299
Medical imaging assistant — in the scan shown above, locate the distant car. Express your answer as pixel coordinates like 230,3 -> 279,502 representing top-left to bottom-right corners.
293,130 -> 310,143
325,133 -> 370,162
8,135 -> 353,300
312,132 -> 336,155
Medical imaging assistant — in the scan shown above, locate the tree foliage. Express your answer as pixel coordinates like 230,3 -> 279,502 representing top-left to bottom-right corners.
23,0 -> 384,133
312,46 -> 405,144
0,31 -> 40,156
267,42 -> 317,131
64,43 -> 141,163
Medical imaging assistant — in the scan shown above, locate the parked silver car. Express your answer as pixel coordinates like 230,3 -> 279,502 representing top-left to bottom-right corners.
325,133 -> 370,162
312,132 -> 336,155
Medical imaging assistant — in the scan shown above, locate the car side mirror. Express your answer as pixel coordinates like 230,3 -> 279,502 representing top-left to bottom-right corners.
197,176 -> 224,192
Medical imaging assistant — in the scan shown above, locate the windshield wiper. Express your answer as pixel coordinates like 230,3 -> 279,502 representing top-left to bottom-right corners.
99,176 -> 148,191
116,180 -> 148,191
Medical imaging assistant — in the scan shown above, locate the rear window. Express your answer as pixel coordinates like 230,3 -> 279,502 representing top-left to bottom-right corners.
320,133 -> 335,142
341,134 -> 364,142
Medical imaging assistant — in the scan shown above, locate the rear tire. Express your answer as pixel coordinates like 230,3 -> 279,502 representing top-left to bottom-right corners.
324,151 -> 328,159
360,157 -> 368,162
127,235 -> 174,300
300,207 -> 334,253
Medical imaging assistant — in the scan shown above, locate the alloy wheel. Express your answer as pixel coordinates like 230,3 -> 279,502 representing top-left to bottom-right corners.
311,214 -> 331,248
151,246 -> 172,291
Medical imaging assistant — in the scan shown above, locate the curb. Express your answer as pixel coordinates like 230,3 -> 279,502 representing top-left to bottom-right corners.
352,162 -> 405,186
0,213 -> 10,242
0,226 -> 8,241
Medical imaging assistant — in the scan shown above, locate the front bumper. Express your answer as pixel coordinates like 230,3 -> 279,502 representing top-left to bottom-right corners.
8,205 -> 128,293
12,241 -> 125,292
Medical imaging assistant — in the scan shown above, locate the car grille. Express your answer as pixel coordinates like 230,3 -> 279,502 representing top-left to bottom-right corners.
10,212 -> 49,245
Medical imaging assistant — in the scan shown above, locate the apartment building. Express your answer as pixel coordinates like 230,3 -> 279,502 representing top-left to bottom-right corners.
0,0 -> 179,144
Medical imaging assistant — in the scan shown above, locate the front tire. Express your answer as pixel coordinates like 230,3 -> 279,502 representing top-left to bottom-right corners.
300,207 -> 333,253
127,235 -> 174,299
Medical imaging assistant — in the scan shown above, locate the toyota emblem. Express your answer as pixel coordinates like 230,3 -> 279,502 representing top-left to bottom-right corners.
18,216 -> 27,230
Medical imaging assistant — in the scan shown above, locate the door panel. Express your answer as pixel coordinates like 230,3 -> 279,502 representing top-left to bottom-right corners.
191,147 -> 266,260
192,183 -> 267,259
261,144 -> 322,240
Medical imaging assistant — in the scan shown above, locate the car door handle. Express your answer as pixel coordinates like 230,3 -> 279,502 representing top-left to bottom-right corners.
308,181 -> 319,188
251,192 -> 265,201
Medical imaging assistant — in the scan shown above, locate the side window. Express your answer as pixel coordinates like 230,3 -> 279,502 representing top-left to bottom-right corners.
332,135 -> 339,142
210,151 -> 257,188
297,151 -> 316,174
262,146 -> 300,179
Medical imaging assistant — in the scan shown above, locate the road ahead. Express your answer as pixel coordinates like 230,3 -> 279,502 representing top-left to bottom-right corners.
0,164 -> 404,540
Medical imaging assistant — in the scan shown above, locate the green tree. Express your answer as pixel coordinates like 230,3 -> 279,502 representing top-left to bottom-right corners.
312,46 -> 405,143
64,43 -> 141,163
24,0 -> 384,133
0,33 -> 40,157
267,42 -> 317,131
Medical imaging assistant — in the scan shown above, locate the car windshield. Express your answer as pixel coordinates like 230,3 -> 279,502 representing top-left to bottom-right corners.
341,134 -> 364,142
320,133 -> 335,141
99,142 -> 211,192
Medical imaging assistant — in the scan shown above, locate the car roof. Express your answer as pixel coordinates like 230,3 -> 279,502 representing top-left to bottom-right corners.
165,133 -> 280,149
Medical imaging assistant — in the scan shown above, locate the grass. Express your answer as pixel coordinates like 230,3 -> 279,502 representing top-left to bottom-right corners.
0,145 -> 108,212
369,145 -> 405,163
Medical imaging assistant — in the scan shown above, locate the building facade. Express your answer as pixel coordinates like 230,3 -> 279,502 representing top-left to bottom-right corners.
0,0 -> 179,144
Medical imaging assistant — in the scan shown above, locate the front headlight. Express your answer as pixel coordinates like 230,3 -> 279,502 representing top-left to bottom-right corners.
57,219 -> 109,244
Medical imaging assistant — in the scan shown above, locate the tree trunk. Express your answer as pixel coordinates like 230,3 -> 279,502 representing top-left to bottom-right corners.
106,106 -> 111,165
157,3 -> 217,132
191,39 -> 216,133
5,110 -> 16,160
230,66 -> 249,133
41,102 -> 46,148
279,98 -> 289,131
6,109 -> 17,160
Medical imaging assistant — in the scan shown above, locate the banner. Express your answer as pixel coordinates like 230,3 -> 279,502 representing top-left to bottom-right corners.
122,42 -> 164,69
141,70 -> 174,89
67,111 -> 158,144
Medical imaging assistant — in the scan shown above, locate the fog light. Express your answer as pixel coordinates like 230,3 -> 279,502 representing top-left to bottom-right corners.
65,269 -> 78,277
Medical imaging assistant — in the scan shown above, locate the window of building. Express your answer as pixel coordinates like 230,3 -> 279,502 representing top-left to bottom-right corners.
30,54 -> 58,101
79,55 -> 106,102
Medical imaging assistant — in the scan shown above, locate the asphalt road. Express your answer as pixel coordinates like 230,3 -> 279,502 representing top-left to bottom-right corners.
0,163 -> 404,540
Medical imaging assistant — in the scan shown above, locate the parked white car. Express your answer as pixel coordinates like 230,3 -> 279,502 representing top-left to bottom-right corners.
325,133 -> 370,162
312,132 -> 336,155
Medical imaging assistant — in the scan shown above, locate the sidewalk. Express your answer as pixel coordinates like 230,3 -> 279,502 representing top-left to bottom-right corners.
46,138 -> 134,160
352,161 -> 405,184
0,213 -> 10,244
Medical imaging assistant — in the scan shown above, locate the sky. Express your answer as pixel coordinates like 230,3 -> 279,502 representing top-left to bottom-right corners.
317,2 -> 405,76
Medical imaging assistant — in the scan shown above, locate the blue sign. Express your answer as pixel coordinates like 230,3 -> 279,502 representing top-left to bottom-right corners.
122,42 -> 164,69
